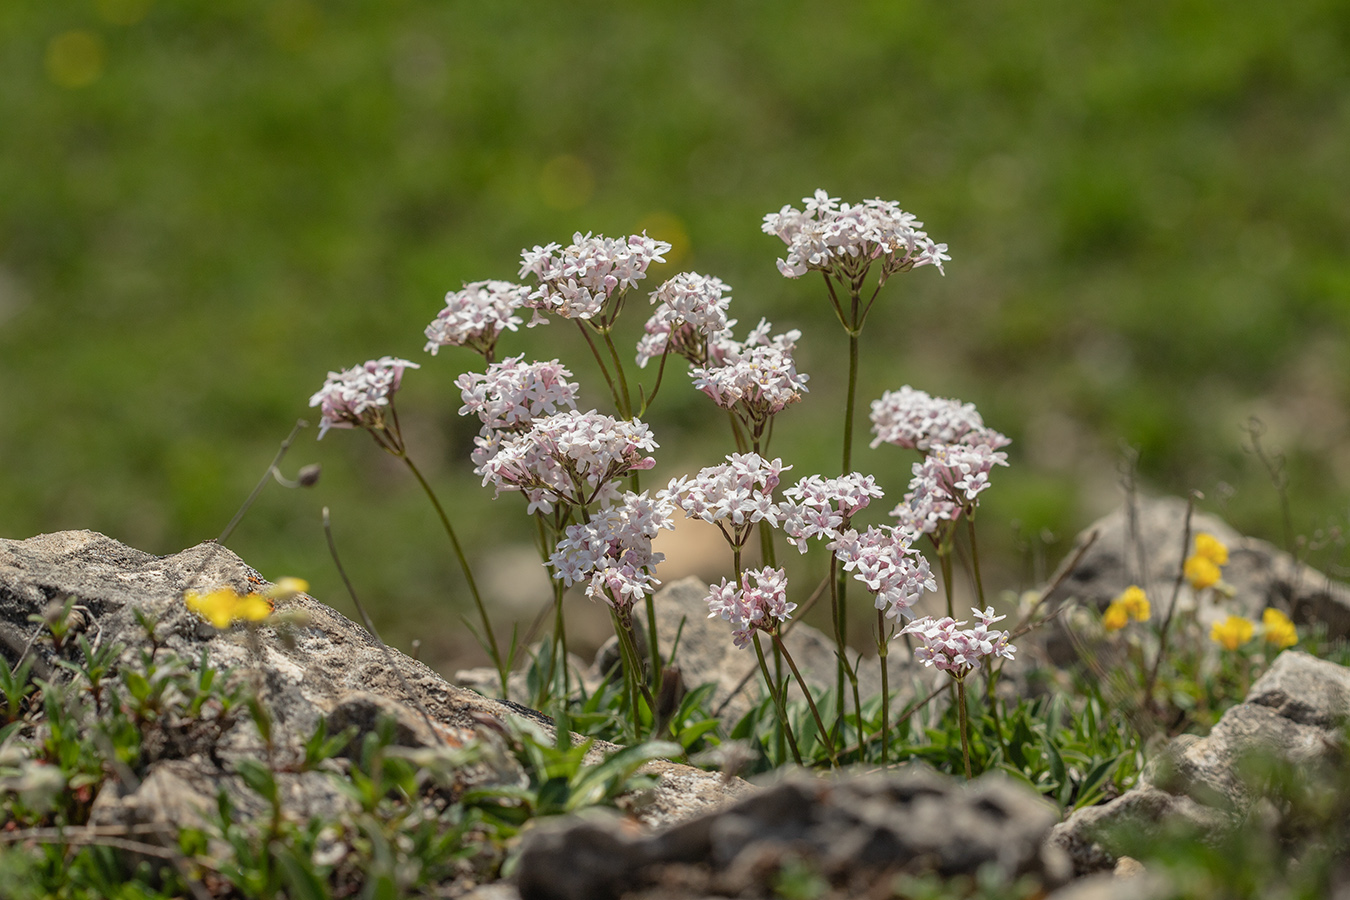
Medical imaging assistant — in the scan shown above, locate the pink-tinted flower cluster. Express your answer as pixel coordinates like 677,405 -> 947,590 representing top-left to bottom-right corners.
778,473 -> 884,553
519,232 -> 671,322
900,607 -> 1016,679
891,443 -> 1010,536
477,410 -> 658,514
456,356 -> 580,433
549,491 -> 675,610
705,567 -> 795,649
689,319 -> 809,427
831,526 -> 936,621
456,356 -> 582,469
869,386 -> 1011,452
423,280 -> 529,358
762,190 -> 950,281
635,272 -> 733,368
661,453 -> 789,548
309,357 -> 420,439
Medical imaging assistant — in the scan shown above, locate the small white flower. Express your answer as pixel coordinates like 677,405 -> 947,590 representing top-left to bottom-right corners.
309,357 -> 419,439
423,280 -> 529,357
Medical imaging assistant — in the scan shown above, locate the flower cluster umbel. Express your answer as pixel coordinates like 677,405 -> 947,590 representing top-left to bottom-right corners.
309,357 -> 419,440
548,491 -> 674,611
519,232 -> 671,325
762,190 -> 950,283
477,410 -> 657,515
423,280 -> 529,360
900,607 -> 1016,680
706,567 -> 795,649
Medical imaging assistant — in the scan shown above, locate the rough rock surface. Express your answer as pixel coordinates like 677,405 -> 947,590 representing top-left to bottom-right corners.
0,530 -> 750,833
1044,494 -> 1350,637
512,765 -> 1071,900
1050,649 -> 1350,874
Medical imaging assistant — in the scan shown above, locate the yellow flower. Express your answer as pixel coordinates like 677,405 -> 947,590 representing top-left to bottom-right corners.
1116,585 -> 1151,622
1185,555 -> 1222,591
1184,533 -> 1228,591
1194,533 -> 1229,565
1210,615 -> 1255,651
264,577 -> 309,601
185,588 -> 273,629
1103,602 -> 1129,632
1262,608 -> 1298,649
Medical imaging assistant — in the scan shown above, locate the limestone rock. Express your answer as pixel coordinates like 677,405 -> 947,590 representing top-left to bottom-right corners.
1044,495 -> 1350,636
0,530 -> 748,835
515,766 -> 1072,900
1050,650 -> 1350,874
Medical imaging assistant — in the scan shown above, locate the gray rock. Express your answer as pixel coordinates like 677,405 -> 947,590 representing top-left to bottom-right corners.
515,765 -> 1072,900
0,530 -> 749,835
1050,650 -> 1350,874
1044,495 -> 1350,639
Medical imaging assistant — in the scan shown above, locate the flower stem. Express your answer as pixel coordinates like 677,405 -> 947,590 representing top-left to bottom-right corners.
753,633 -> 802,766
966,514 -> 987,608
956,677 -> 973,779
599,327 -> 634,419
401,454 -> 505,695
576,320 -> 625,415
878,608 -> 890,764
773,633 -> 839,767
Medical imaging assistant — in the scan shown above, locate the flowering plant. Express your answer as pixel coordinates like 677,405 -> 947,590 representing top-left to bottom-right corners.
307,190 -> 1024,764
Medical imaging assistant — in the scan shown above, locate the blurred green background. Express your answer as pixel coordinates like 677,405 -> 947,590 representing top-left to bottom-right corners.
3,0 -> 1348,672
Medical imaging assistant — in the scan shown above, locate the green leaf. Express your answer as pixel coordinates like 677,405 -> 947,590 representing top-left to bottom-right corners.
276,846 -> 331,900
566,740 -> 680,811
1073,755 -> 1121,810
234,758 -> 279,806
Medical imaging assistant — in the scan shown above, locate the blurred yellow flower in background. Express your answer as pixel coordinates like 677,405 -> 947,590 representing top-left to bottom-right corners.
185,588 -> 273,629
1262,608 -> 1298,649
1185,533 -> 1229,591
1210,615 -> 1255,651
1103,585 -> 1150,632
1194,533 -> 1229,565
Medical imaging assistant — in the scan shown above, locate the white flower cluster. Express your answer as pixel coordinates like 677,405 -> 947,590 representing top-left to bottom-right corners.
689,319 -> 809,424
477,410 -> 658,514
831,526 -> 936,621
705,567 -> 795,649
661,452 -> 789,547
778,473 -> 884,553
548,491 -> 675,610
456,356 -> 582,469
423,280 -> 529,358
869,386 -> 1011,452
762,190 -> 950,281
892,443 -> 1010,536
309,356 -> 420,439
519,232 -> 671,322
899,607 -> 1016,679
635,272 -> 733,368
456,356 -> 580,433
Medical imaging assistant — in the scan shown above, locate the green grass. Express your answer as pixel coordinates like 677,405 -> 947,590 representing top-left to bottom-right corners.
2,0 -> 1349,672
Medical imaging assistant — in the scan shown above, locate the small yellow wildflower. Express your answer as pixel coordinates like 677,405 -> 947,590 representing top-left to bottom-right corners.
1103,602 -> 1129,632
1194,532 -> 1229,565
1117,585 -> 1151,621
1184,555 -> 1222,591
1184,533 -> 1229,591
264,577 -> 309,601
1262,607 -> 1298,649
185,588 -> 273,629
1210,615 -> 1255,651
1103,585 -> 1149,633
